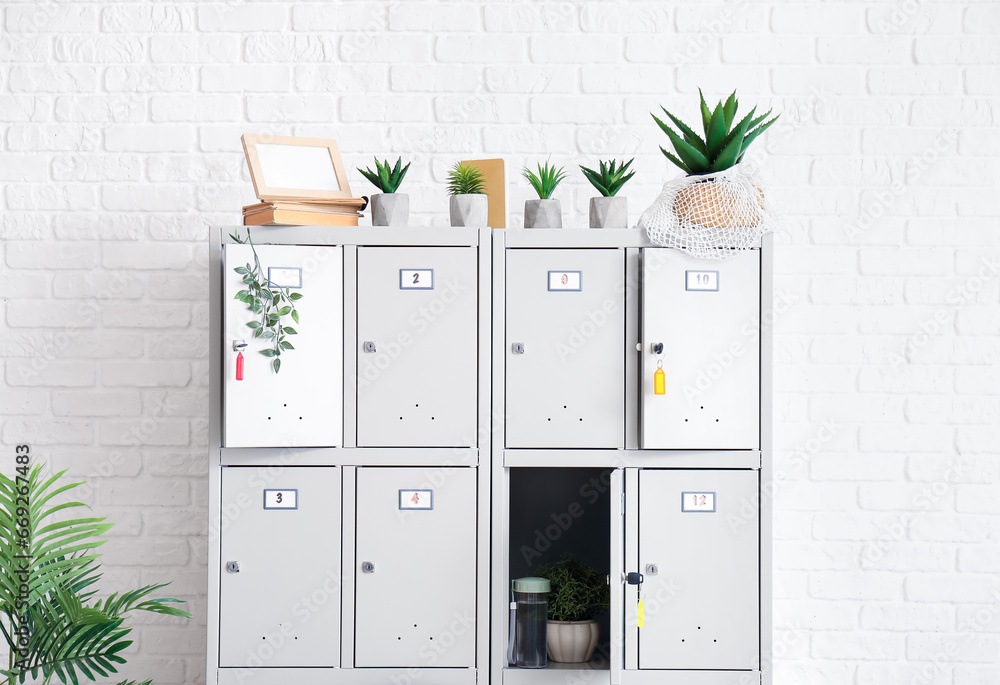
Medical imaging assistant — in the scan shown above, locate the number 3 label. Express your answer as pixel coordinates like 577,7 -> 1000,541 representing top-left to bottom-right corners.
400,269 -> 434,290
264,489 -> 298,510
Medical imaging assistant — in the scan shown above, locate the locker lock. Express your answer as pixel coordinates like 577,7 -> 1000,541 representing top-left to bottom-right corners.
363,341 -> 377,353
645,563 -> 659,576
361,561 -> 375,573
233,340 -> 247,352
650,342 -> 663,355
226,561 -> 240,573
512,342 -> 525,355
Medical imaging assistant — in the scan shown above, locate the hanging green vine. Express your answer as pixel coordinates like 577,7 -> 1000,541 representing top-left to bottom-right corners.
229,229 -> 301,374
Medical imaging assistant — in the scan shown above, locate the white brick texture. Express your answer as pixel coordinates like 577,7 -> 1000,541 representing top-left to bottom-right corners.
1,2 -> 998,684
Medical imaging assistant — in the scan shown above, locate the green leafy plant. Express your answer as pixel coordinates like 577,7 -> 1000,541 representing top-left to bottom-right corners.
579,158 -> 636,197
0,465 -> 190,685
653,89 -> 778,176
230,229 -> 301,374
357,156 -> 411,194
537,554 -> 609,622
446,162 -> 486,196
522,162 -> 567,200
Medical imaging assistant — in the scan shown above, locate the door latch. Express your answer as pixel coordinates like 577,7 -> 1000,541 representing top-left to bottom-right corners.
226,561 -> 240,573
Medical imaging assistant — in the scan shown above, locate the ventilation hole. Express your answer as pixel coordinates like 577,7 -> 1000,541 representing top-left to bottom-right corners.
399,417 -> 403,420
563,405 -> 567,409
697,627 -> 701,630
299,416 -> 302,420
578,418 -> 583,421
415,404 -> 419,407
283,403 -> 287,407
431,417 -> 435,420
262,637 -> 266,640
429,636 -> 434,640
681,639 -> 685,643
267,417 -> 271,420
714,639 -> 717,643
715,418 -> 720,422
414,624 -> 418,627
684,418 -> 688,422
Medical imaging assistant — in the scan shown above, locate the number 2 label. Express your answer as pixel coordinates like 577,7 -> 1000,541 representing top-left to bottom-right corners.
400,269 -> 433,290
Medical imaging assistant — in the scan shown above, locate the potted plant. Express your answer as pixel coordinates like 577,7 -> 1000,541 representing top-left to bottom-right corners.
651,89 -> 777,230
358,156 -> 411,226
1,464 -> 190,684
580,158 -> 635,229
447,161 -> 488,227
537,554 -> 609,663
522,162 -> 567,228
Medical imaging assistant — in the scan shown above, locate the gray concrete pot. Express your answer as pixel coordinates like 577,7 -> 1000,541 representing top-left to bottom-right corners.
524,198 -> 562,228
450,194 -> 488,227
589,196 -> 628,229
370,192 -> 409,227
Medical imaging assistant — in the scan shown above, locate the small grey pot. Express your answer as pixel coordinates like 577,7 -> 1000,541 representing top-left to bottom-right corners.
524,198 -> 562,228
589,196 -> 628,229
370,192 -> 409,227
450,194 -> 489,227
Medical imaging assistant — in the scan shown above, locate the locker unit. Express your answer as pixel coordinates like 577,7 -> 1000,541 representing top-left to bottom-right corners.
223,244 -> 344,448
219,465 -> 342,668
356,247 -> 478,447
505,249 -> 626,449
641,248 -> 761,450
354,466 -> 478,667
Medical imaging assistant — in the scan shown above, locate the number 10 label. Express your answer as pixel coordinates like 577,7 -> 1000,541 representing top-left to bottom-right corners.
685,270 -> 719,292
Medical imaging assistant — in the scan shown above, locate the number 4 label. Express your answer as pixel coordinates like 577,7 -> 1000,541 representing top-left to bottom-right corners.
400,269 -> 434,290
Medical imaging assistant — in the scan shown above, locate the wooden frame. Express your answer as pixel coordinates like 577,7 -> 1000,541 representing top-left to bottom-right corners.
241,134 -> 357,202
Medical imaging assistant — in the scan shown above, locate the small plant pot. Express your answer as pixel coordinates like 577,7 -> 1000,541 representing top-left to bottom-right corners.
524,199 -> 562,229
589,196 -> 628,229
546,620 -> 599,663
450,194 -> 488,227
370,192 -> 409,227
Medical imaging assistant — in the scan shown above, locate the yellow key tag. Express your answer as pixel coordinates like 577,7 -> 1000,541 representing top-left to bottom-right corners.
654,364 -> 665,396
637,598 -> 645,628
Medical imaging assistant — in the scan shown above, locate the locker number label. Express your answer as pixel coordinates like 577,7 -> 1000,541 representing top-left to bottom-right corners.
681,492 -> 716,512
548,271 -> 582,291
685,270 -> 719,292
399,489 -> 433,510
263,489 -> 298,510
400,269 -> 434,290
268,267 -> 302,289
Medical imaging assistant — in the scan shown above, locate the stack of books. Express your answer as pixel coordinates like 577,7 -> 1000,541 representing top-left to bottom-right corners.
243,199 -> 367,227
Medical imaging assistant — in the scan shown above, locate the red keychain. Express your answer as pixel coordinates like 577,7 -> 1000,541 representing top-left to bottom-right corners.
236,351 -> 244,381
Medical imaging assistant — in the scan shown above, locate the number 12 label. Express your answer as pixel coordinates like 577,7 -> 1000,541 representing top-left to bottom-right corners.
681,492 -> 716,512
400,269 -> 434,290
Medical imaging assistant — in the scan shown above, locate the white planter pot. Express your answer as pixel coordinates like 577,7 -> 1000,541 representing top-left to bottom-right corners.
589,196 -> 628,229
450,194 -> 488,227
370,192 -> 409,227
546,620 -> 599,663
524,199 -> 562,229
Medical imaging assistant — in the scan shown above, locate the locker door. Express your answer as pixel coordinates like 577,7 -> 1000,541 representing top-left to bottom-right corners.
356,247 -> 478,447
637,469 -> 759,670
219,466 -> 341,668
505,248 -> 625,448
224,244 -> 343,448
641,248 -> 760,449
355,467 -> 477,668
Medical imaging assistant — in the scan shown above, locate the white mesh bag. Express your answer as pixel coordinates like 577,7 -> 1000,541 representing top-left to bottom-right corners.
638,162 -> 778,261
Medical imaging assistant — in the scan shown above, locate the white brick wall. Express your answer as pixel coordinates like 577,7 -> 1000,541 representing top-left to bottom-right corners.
1,1 -> 998,683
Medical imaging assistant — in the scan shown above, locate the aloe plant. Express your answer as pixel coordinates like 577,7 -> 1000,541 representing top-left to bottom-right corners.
579,158 -> 636,197
0,465 -> 190,685
357,156 -> 410,194
446,162 -> 486,195
522,162 -> 567,200
653,90 -> 778,176
230,228 -> 301,374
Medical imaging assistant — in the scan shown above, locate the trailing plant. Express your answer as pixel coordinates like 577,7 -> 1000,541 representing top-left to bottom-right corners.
230,229 -> 301,374
0,464 -> 190,685
446,162 -> 486,195
522,162 -> 567,200
652,89 -> 778,176
579,158 -> 636,197
537,554 -> 609,622
357,156 -> 411,194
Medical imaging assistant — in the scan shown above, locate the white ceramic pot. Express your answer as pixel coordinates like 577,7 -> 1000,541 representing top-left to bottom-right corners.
546,620 -> 599,663
450,194 -> 488,227
370,192 -> 409,227
589,196 -> 628,229
524,199 -> 562,228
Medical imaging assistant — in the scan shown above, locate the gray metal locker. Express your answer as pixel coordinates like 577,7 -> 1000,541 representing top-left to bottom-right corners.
223,244 -> 344,448
641,248 -> 760,450
637,468 -> 759,670
219,466 -> 342,668
356,247 -> 478,447
354,466 -> 477,668
505,248 -> 626,448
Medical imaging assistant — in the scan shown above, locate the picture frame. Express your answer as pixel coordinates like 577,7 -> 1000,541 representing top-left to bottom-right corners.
241,134 -> 359,203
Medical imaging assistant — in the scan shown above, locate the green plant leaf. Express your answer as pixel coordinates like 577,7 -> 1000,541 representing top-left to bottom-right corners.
652,116 -> 710,173
273,358 -> 281,374
722,91 -> 738,131
260,348 -> 276,357
706,102 -> 727,158
277,306 -> 292,316
282,326 -> 297,335
279,341 -> 294,350
291,310 -> 299,324
288,292 -> 303,301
